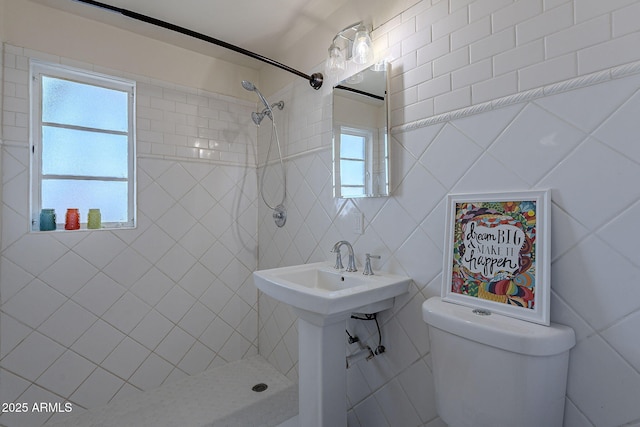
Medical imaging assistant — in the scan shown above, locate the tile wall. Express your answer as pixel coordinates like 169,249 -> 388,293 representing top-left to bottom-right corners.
2,1 -> 640,427
257,1 -> 640,426
0,45 -> 259,427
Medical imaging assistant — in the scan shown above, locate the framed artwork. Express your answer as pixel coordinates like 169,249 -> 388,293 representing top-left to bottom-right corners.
442,190 -> 551,325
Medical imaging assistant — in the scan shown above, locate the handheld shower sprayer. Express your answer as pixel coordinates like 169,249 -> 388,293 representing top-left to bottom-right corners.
241,80 -> 288,227
242,80 -> 285,125
242,80 -> 270,112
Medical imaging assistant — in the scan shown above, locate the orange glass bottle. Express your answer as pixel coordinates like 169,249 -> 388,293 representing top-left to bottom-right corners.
65,208 -> 80,230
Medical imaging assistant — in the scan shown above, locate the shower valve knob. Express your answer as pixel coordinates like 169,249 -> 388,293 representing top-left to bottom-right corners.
273,205 -> 287,228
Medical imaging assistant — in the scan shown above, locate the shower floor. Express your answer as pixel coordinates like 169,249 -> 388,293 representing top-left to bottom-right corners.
45,355 -> 298,427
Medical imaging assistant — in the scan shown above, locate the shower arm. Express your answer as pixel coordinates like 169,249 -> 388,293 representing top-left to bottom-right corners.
73,0 -> 324,90
261,101 -> 285,115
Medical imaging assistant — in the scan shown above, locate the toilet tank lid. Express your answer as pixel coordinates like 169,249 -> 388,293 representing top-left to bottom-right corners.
422,297 -> 576,356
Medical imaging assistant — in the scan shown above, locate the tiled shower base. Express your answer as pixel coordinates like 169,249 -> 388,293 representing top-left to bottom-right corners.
45,355 -> 298,427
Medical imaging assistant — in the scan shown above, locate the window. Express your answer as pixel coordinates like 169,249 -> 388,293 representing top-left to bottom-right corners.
335,126 -> 374,197
30,61 -> 136,230
339,130 -> 367,197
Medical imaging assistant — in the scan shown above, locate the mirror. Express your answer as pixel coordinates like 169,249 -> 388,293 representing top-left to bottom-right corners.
332,62 -> 390,198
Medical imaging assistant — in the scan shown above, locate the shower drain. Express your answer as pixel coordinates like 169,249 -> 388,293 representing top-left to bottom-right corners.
252,383 -> 268,392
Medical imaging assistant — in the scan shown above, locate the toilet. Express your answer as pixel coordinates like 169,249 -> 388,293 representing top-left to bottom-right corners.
422,297 -> 575,427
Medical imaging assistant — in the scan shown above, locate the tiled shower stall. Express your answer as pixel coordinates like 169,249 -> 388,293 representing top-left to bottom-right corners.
1,45 -> 261,426
3,0 -> 640,426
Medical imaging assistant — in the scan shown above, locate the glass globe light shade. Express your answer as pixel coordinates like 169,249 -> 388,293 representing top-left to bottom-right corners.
351,24 -> 373,64
326,43 -> 346,75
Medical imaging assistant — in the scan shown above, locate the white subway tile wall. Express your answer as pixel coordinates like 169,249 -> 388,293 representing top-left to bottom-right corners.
1,46 -> 259,426
381,0 -> 640,131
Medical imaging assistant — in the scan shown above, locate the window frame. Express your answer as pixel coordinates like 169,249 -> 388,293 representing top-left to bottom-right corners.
30,60 -> 136,231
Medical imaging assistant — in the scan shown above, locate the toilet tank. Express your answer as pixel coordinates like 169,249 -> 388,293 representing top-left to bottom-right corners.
422,297 -> 575,427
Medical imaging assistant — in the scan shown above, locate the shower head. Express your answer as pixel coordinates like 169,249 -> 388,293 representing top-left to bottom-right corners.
242,81 -> 286,126
241,80 -> 255,91
241,80 -> 270,112
251,111 -> 266,126
249,101 -> 285,126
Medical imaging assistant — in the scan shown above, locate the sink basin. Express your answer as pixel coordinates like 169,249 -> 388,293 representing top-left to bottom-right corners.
253,262 -> 411,320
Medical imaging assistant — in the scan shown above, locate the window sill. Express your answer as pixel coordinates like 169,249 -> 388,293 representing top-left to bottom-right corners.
31,224 -> 136,233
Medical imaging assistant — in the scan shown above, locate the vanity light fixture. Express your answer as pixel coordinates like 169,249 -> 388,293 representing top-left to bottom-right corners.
326,22 -> 374,75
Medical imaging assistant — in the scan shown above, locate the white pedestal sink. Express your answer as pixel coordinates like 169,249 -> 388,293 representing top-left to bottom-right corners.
253,262 -> 411,427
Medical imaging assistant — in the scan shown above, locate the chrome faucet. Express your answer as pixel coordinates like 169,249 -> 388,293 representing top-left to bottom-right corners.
331,240 -> 357,272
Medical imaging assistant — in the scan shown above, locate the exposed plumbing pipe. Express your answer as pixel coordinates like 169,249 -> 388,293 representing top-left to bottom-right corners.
72,0 -> 324,89
345,329 -> 375,369
346,346 -> 374,369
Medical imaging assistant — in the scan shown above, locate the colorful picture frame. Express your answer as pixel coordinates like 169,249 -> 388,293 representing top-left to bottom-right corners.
442,190 -> 551,325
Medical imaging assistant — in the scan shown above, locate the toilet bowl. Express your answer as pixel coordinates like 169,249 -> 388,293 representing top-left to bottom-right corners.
422,297 -> 575,427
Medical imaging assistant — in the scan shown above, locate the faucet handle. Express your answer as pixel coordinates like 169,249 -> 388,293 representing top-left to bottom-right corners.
363,254 -> 380,275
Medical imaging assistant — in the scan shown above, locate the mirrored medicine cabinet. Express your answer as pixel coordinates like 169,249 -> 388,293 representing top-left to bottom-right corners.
332,62 -> 390,198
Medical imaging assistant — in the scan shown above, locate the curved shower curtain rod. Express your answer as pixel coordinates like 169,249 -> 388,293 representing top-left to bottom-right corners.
72,0 -> 324,90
